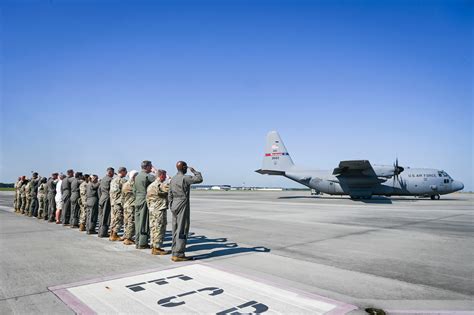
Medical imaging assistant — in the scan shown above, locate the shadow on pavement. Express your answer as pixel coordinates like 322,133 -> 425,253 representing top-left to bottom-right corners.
162,232 -> 270,260
277,195 -> 461,203
352,197 -> 393,204
192,246 -> 270,260
278,195 -> 394,203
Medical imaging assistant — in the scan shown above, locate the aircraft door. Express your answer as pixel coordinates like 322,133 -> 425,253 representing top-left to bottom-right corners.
316,180 -> 336,195
328,181 -> 336,194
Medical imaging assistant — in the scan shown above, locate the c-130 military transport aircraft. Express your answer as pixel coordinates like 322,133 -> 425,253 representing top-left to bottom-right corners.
256,131 -> 464,200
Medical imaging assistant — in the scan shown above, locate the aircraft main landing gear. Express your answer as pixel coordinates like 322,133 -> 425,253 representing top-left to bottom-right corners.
430,194 -> 440,200
350,196 -> 372,200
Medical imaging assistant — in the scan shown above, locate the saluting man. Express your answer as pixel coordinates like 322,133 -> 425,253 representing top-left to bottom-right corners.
169,161 -> 203,262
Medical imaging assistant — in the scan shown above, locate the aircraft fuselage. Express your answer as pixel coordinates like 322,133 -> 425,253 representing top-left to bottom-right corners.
285,167 -> 464,198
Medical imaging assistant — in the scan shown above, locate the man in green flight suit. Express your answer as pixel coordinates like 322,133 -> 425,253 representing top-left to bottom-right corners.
133,160 -> 155,249
169,161 -> 203,262
98,167 -> 114,238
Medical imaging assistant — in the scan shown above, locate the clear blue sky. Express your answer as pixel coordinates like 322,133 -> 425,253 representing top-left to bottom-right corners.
1,0 -> 472,190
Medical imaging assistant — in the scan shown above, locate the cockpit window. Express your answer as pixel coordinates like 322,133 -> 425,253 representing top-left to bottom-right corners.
440,171 -> 451,179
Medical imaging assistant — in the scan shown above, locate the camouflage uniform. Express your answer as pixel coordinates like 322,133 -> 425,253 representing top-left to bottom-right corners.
110,176 -> 127,234
29,177 -> 40,217
44,181 -> 49,220
37,182 -> 47,219
25,181 -> 32,215
14,180 -> 22,212
79,181 -> 88,226
147,180 -> 169,249
121,180 -> 135,240
20,181 -> 28,214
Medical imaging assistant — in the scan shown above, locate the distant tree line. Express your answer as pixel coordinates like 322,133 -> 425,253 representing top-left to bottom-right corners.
0,183 -> 14,188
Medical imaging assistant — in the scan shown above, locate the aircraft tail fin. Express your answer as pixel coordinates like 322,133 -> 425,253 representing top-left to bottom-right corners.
256,131 -> 294,175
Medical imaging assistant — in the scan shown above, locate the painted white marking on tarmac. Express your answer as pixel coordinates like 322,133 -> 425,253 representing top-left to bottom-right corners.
53,264 -> 356,314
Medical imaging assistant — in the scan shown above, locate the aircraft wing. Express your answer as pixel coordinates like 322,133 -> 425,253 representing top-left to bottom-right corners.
255,169 -> 286,176
333,160 -> 382,197
332,160 -> 377,177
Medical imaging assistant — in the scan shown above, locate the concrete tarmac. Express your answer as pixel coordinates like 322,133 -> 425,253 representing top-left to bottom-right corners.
1,191 -> 473,314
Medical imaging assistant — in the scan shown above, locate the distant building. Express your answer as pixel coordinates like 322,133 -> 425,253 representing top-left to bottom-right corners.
192,185 -> 231,191
254,187 -> 283,191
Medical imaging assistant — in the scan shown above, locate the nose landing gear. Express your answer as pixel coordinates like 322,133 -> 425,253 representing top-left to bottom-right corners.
430,194 -> 440,200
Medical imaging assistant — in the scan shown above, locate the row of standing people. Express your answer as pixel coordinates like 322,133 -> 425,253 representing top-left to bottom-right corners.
13,160 -> 203,261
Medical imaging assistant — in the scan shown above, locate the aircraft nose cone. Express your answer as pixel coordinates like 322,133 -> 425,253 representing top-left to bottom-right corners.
453,180 -> 464,191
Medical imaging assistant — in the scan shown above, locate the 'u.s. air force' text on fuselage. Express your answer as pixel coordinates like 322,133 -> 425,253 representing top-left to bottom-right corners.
256,131 -> 464,200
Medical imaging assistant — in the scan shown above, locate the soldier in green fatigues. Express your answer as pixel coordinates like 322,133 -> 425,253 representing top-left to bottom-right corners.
133,160 -> 155,249
25,179 -> 32,216
43,177 -> 49,220
14,177 -> 22,213
61,169 -> 74,225
29,172 -> 40,217
169,161 -> 203,262
47,173 -> 58,222
37,177 -> 47,219
109,167 -> 127,241
70,172 -> 83,228
147,169 -> 170,255
98,167 -> 114,238
86,175 -> 100,234
14,177 -> 21,213
122,170 -> 138,245
79,174 -> 90,231
20,177 -> 28,215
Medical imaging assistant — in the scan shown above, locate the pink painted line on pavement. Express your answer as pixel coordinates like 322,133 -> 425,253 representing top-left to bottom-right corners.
386,311 -> 474,315
53,288 -> 96,315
